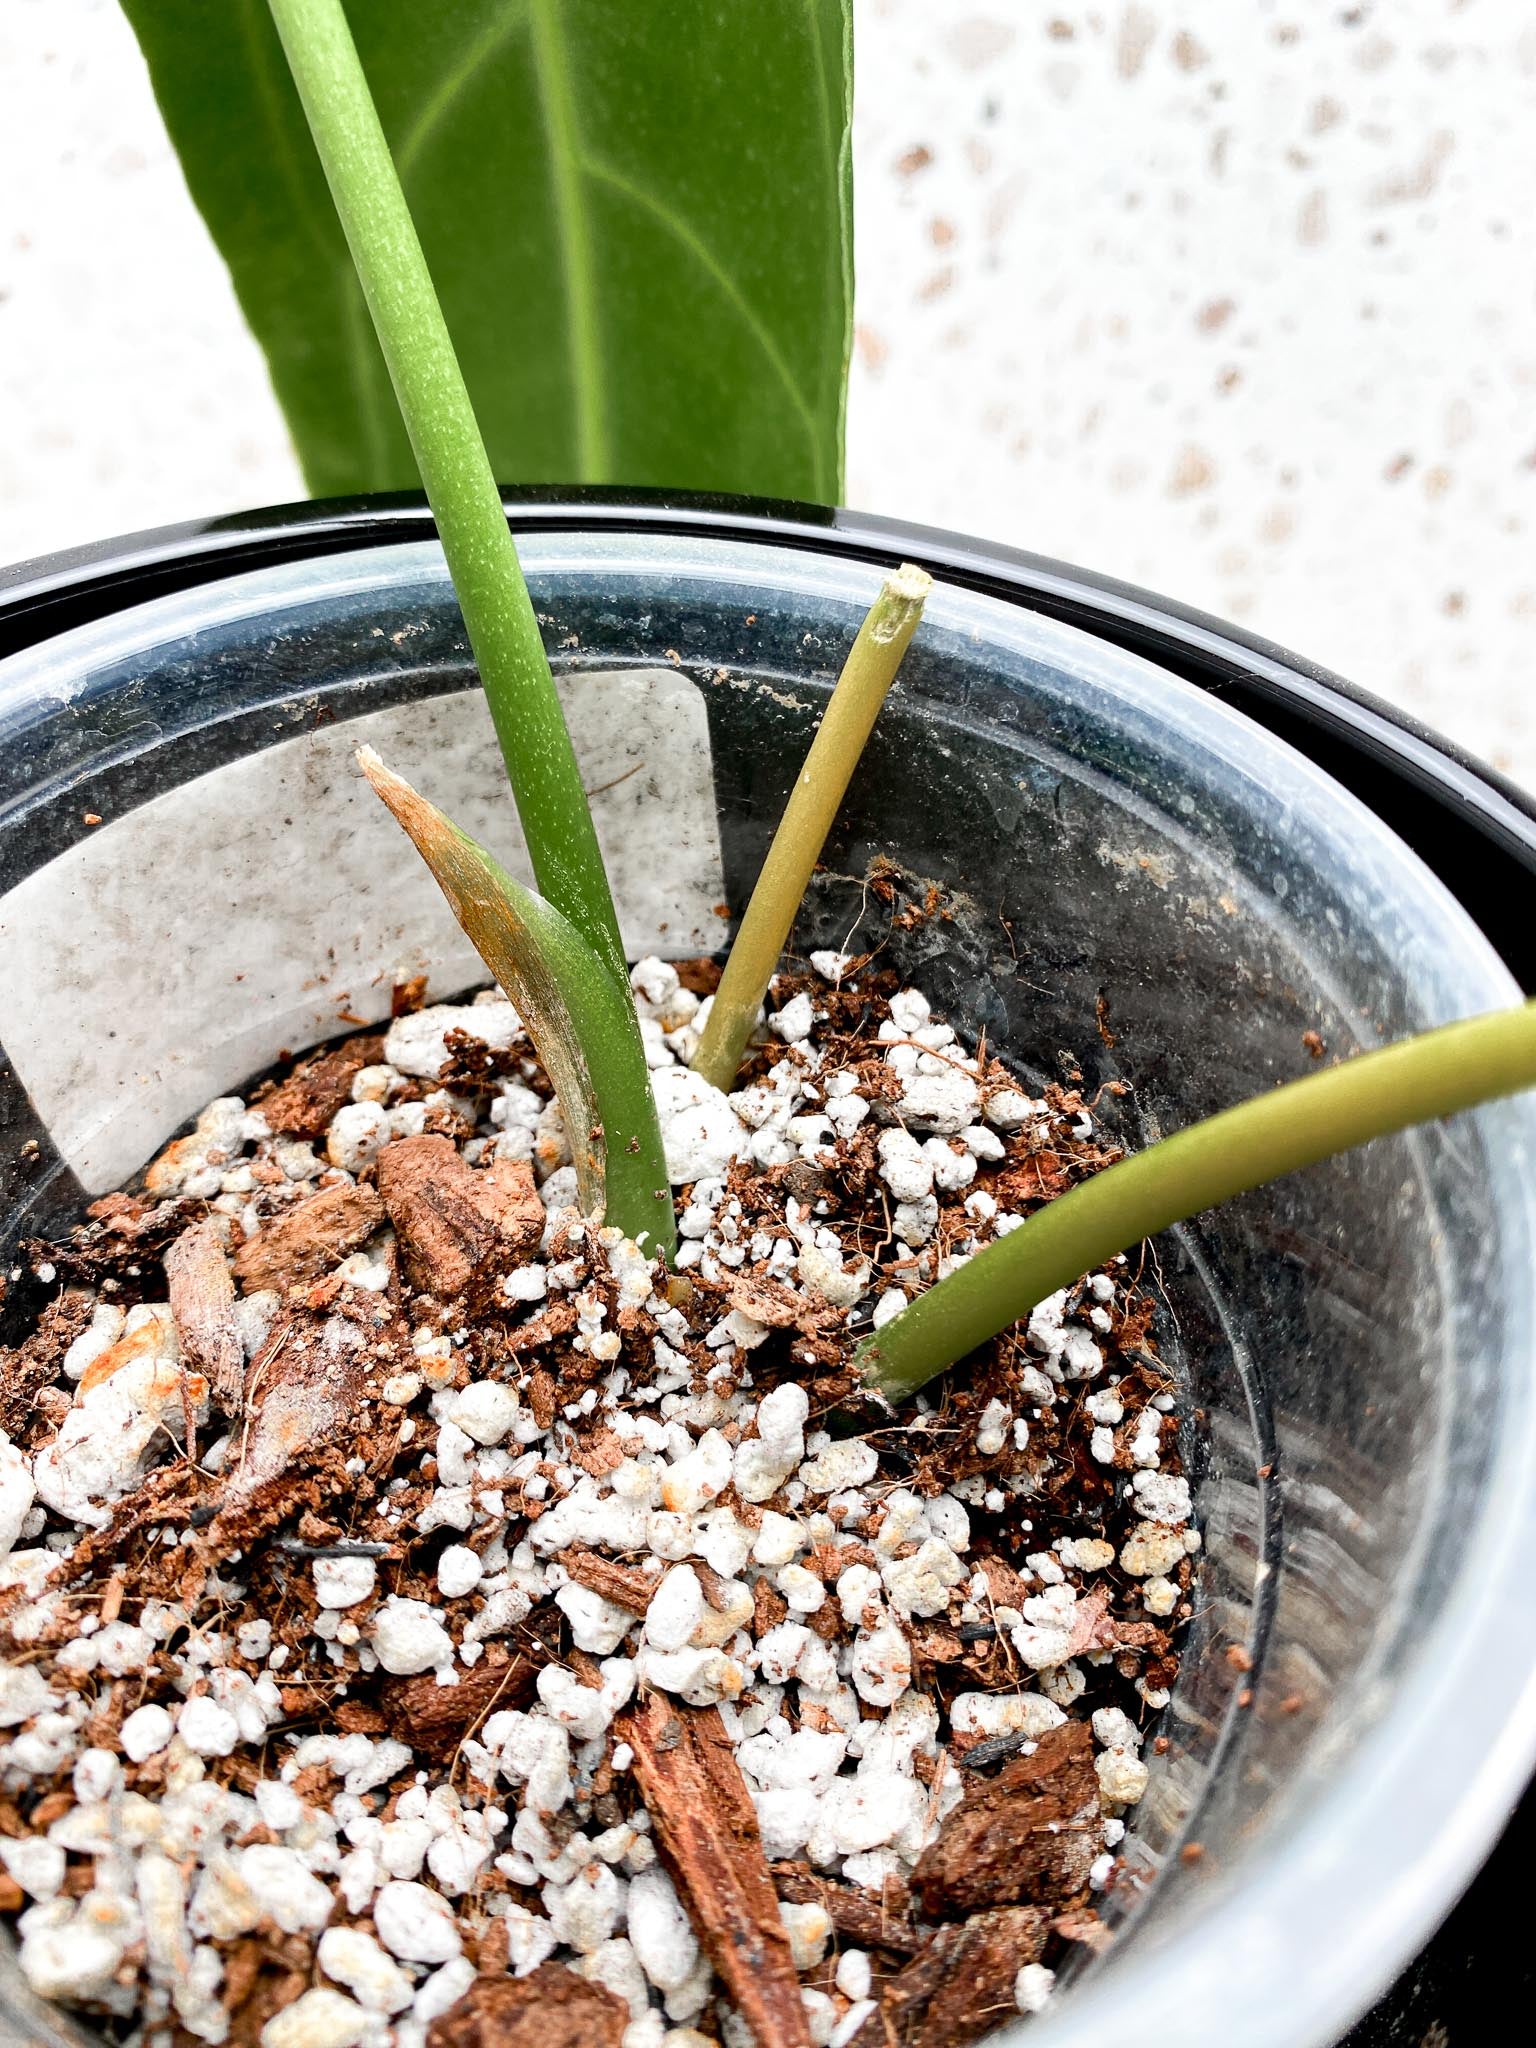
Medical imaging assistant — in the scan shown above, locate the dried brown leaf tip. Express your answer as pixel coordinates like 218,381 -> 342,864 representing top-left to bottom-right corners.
357,745 -> 608,1215
621,1692 -> 813,2048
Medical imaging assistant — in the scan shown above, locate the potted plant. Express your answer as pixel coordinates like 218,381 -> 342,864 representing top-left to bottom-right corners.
0,7 -> 1533,2048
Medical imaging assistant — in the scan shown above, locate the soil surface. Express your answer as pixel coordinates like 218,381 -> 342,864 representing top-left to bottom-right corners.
0,953 -> 1196,2048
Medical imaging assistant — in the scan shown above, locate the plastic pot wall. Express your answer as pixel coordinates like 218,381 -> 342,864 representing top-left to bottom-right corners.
0,521 -> 1533,2048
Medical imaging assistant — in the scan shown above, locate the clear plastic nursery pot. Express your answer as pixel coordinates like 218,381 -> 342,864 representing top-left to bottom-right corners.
0,502 -> 1534,2048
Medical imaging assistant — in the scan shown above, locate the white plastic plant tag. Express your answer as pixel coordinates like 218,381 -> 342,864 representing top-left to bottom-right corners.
0,669 -> 723,1192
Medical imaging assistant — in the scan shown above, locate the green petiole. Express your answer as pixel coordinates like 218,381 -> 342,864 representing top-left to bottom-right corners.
691,565 -> 931,1092
857,1000 -> 1536,1403
266,0 -> 629,992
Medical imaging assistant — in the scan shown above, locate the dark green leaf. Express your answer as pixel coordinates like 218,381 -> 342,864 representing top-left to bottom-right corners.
120,0 -> 853,503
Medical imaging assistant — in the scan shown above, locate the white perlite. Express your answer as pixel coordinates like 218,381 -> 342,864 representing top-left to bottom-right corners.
313,1556 -> 377,1609
371,1598 -> 454,1675
373,1881 -> 463,1964
0,965 -> 1194,2046
650,1067 -> 750,1184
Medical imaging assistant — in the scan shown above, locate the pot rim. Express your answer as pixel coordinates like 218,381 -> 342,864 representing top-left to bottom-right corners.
1,494 -> 1533,2048
1,487 -> 1531,996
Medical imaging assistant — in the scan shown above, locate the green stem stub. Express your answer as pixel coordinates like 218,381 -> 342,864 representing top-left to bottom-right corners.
857,1000 -> 1536,1404
691,564 -> 931,1093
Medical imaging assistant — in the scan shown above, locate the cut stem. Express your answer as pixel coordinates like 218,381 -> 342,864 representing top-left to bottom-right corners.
857,1000 -> 1536,1403
690,565 -> 932,1092
266,0 -> 629,990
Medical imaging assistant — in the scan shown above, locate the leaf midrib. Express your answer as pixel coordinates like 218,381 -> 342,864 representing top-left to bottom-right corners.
527,0 -> 611,482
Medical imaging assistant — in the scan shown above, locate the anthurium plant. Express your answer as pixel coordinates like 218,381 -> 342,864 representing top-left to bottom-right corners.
134,0 -> 1536,1401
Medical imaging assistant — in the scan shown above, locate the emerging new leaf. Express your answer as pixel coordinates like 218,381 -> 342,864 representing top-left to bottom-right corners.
359,748 -> 676,1259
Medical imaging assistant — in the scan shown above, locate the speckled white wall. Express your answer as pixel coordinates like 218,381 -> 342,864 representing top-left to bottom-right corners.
847,1 -> 1536,791
3,0 -> 1534,792
0,0 -> 302,557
